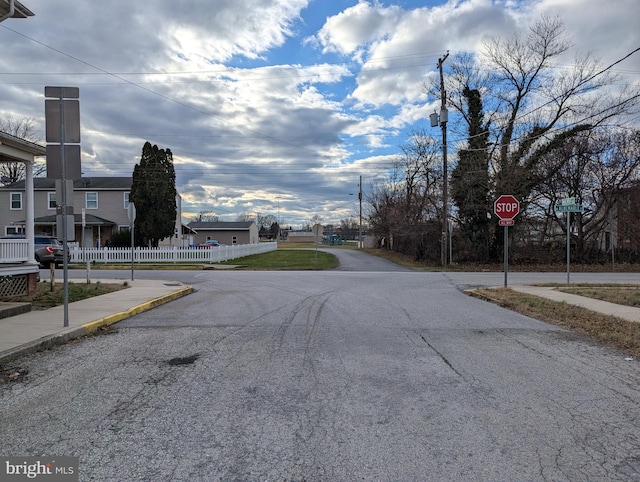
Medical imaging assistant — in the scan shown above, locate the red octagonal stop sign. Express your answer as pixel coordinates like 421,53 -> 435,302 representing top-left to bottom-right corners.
494,195 -> 520,220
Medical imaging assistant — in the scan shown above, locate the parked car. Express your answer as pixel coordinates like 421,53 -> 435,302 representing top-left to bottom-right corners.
1,235 -> 66,267
199,239 -> 223,247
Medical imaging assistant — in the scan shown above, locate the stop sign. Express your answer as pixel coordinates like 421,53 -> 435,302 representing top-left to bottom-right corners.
494,195 -> 520,220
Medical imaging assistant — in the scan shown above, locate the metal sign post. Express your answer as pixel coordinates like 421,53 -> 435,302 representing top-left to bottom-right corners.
555,199 -> 584,284
128,203 -> 136,281
494,195 -> 520,288
503,224 -> 509,287
45,86 -> 80,328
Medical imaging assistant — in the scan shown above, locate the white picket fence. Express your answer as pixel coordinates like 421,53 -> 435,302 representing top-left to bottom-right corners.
70,242 -> 277,264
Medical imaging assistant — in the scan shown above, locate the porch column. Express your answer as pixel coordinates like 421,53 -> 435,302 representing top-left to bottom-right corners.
25,158 -> 36,264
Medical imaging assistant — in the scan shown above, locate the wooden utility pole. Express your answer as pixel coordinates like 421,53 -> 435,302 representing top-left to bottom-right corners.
437,52 -> 449,267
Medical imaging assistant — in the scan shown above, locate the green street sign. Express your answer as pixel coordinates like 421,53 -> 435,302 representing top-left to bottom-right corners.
555,204 -> 584,213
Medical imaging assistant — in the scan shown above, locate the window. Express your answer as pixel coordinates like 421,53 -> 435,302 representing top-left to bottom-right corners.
10,192 -> 22,210
5,225 -> 25,235
86,192 -> 98,209
48,192 -> 57,210
124,192 -> 130,209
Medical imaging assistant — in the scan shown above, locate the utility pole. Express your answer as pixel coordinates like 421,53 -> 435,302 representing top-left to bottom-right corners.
358,175 -> 363,248
437,51 -> 449,267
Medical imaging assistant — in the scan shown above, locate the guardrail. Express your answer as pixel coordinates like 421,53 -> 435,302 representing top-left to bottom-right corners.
70,242 -> 277,264
0,238 -> 30,264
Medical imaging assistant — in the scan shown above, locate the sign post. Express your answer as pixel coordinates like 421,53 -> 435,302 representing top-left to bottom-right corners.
128,203 -> 136,281
555,199 -> 584,284
45,86 -> 80,328
494,195 -> 520,287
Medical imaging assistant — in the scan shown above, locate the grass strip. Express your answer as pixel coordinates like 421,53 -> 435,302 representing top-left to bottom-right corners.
556,286 -> 640,308
4,281 -> 128,309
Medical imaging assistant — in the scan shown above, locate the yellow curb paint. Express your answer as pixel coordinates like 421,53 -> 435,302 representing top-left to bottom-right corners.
81,286 -> 193,334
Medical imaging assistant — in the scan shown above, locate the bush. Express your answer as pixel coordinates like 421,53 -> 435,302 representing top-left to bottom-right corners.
109,228 -> 133,247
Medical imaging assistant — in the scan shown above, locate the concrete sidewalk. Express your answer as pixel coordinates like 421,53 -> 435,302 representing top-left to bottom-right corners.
0,279 -> 193,364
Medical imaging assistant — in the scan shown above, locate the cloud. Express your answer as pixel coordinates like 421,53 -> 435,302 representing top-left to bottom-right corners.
1,0 -> 638,228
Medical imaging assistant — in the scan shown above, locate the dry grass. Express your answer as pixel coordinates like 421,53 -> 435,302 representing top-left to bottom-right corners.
556,285 -> 640,307
473,287 -> 640,358
4,281 -> 128,309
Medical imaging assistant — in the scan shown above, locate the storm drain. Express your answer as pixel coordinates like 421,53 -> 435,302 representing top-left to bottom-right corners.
166,354 -> 200,366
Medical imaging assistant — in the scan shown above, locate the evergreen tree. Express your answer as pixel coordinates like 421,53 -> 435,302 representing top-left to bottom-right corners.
451,87 -> 491,260
130,142 -> 177,247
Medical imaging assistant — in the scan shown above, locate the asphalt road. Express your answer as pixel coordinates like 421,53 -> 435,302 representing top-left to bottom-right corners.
2,250 -> 640,481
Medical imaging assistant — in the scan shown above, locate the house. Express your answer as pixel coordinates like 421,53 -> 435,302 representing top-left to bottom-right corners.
614,182 -> 640,254
1,177 -> 132,247
187,221 -> 259,245
283,230 -> 319,243
0,177 -> 192,248
0,130 -> 45,296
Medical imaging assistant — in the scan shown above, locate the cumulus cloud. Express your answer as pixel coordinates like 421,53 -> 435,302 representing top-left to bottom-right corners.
0,0 -> 637,227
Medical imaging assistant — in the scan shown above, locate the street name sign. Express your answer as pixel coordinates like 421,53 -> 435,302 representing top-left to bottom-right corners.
555,204 -> 584,213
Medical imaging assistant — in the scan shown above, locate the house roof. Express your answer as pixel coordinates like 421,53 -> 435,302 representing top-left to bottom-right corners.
0,1 -> 35,20
187,221 -> 255,231
0,177 -> 132,190
0,130 -> 46,167
0,131 -> 45,155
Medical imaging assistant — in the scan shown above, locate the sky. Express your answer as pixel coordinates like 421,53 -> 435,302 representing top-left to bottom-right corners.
1,0 -> 638,228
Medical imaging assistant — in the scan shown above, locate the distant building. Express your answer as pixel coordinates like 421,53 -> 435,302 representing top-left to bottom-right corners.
187,221 -> 259,245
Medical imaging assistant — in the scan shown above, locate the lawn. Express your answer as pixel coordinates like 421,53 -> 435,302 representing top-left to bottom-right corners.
219,248 -> 338,270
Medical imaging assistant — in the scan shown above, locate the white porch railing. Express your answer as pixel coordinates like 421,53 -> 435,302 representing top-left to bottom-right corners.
0,238 -> 30,264
70,242 -> 277,264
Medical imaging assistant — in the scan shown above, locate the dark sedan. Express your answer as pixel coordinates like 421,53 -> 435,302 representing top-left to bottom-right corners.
1,235 -> 65,267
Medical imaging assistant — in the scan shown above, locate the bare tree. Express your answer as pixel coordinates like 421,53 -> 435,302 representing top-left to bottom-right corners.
257,214 -> 277,231
531,129 -> 640,260
445,16 -> 638,201
439,15 -> 639,261
236,213 -> 255,223
0,115 -> 45,184
192,211 -> 219,222
367,129 -> 442,261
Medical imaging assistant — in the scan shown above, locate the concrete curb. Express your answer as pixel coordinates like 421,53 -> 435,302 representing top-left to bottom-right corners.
0,285 -> 193,365
81,286 -> 193,334
464,288 -> 505,306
